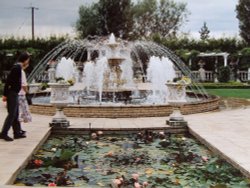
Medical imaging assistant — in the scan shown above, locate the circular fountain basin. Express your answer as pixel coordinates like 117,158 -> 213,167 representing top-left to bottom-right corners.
29,93 -> 219,118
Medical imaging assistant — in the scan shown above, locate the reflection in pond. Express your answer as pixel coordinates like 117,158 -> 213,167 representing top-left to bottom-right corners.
14,132 -> 249,187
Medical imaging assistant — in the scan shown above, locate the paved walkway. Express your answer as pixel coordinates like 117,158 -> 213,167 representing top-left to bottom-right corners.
0,99 -> 250,187
186,107 -> 250,178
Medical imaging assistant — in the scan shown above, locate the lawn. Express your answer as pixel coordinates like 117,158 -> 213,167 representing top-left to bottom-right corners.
206,89 -> 250,99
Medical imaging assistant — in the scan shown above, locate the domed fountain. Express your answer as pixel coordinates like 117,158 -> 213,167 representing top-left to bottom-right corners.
27,34 -> 219,118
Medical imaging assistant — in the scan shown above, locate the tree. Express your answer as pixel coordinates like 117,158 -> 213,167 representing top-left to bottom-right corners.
132,0 -> 157,38
76,0 -> 134,39
199,22 -> 210,41
97,0 -> 134,39
75,4 -> 100,38
236,0 -> 250,44
133,0 -> 189,38
75,0 -> 189,40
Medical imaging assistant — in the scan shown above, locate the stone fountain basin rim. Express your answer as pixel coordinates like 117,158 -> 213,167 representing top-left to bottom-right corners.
29,94 -> 219,118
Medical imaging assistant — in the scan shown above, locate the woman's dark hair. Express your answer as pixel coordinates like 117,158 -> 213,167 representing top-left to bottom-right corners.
17,52 -> 30,63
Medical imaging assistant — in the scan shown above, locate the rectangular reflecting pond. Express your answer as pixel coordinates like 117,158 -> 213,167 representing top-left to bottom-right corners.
14,132 -> 249,187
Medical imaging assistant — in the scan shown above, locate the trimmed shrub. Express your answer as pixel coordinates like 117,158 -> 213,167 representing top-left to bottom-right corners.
218,66 -> 231,83
197,82 -> 250,89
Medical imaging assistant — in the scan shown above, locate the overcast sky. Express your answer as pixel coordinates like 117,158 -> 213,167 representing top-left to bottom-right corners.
0,0 -> 239,39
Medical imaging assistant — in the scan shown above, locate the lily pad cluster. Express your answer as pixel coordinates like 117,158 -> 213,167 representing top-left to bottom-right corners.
14,132 -> 250,187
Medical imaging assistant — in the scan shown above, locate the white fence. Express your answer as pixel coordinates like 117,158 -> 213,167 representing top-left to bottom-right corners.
238,71 -> 248,82
176,71 -> 214,82
176,70 -> 249,82
0,70 -> 249,83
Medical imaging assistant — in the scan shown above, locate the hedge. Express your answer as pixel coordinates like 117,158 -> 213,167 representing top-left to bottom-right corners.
197,82 -> 250,89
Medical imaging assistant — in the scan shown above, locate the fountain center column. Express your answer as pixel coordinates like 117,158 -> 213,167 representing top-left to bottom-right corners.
104,36 -> 126,89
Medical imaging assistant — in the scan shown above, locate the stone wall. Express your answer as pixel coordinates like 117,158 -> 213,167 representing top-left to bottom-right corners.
30,97 -> 220,118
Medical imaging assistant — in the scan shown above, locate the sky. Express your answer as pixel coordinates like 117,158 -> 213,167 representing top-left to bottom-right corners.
0,0 -> 239,39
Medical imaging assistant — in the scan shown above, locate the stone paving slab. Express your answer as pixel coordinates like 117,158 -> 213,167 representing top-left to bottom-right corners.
186,107 -> 250,177
0,102 -> 51,186
1,98 -> 250,187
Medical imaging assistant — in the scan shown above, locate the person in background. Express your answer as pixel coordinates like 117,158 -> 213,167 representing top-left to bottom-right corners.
18,63 -> 32,124
0,52 -> 30,141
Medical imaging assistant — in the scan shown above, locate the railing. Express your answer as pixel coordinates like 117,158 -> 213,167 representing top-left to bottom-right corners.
31,71 -> 49,83
238,71 -> 248,82
176,71 -> 214,82
1,70 -> 249,83
178,70 -> 249,82
30,71 -> 215,83
205,71 -> 214,81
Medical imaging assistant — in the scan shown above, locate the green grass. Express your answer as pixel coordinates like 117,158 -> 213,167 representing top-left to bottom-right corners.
206,89 -> 250,99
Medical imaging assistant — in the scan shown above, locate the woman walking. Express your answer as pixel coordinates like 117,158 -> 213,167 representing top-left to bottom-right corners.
0,52 -> 30,141
19,67 -> 32,124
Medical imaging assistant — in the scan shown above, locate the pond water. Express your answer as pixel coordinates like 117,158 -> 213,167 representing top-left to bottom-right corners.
14,132 -> 249,187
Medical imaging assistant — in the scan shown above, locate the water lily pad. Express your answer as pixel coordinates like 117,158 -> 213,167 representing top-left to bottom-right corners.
14,134 -> 250,187
145,168 -> 154,174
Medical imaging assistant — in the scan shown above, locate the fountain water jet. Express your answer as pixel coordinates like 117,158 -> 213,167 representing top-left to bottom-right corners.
56,57 -> 77,82
146,56 -> 176,104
